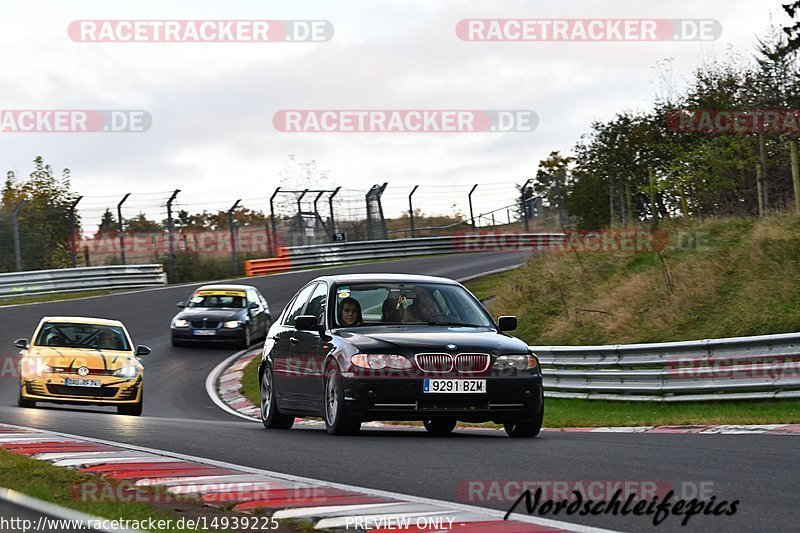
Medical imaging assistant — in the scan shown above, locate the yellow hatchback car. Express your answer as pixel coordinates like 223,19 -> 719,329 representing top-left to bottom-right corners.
14,317 -> 149,416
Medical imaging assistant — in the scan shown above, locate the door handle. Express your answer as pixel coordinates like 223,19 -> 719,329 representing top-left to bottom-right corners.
289,337 -> 299,346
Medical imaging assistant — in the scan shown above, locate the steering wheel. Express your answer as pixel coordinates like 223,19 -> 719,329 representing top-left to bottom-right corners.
426,312 -> 447,321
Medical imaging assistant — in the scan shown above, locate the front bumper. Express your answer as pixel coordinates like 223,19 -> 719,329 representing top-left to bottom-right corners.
171,327 -> 245,343
340,374 -> 543,423
20,376 -> 142,405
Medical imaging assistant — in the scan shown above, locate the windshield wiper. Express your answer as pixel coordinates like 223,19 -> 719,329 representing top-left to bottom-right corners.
424,321 -> 485,327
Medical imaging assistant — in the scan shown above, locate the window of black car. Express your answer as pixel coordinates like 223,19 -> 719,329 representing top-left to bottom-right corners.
331,282 -> 494,327
284,284 -> 318,326
246,289 -> 259,308
303,283 -> 328,326
35,323 -> 132,351
187,290 -> 246,309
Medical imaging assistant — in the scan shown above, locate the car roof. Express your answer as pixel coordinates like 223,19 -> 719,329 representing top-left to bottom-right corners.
40,316 -> 126,327
309,273 -> 461,285
194,284 -> 254,292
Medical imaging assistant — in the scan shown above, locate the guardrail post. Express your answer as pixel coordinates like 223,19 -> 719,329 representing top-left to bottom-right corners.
228,199 -> 241,276
468,184 -> 478,228
69,196 -> 82,268
12,199 -> 26,272
117,193 -> 131,264
408,185 -> 419,238
166,189 -> 180,282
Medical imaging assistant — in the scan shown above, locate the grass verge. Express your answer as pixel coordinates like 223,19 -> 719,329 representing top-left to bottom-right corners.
0,290 -> 111,307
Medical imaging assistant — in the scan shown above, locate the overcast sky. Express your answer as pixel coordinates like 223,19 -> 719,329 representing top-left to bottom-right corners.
0,0 -> 779,226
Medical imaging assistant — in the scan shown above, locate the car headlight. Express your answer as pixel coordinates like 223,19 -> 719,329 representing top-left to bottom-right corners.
223,320 -> 242,329
351,354 -> 412,370
21,360 -> 53,378
114,365 -> 139,378
173,319 -> 189,328
492,354 -> 534,371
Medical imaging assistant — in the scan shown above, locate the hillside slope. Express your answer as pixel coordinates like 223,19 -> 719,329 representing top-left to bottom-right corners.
486,215 -> 800,345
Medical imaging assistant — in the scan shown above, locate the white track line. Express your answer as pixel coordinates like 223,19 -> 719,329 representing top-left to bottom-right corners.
205,348 -> 262,422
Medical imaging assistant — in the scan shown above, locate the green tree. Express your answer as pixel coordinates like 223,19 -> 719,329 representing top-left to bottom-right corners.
0,156 -> 80,272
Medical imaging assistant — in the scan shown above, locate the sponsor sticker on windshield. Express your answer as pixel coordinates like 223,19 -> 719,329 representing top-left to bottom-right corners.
337,287 -> 350,298
195,290 -> 246,298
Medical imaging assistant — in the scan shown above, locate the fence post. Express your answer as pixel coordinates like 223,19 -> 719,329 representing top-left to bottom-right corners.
649,170 -> 658,226
468,184 -> 478,228
408,185 -> 419,238
269,187 -> 281,257
228,199 -> 241,276
756,163 -> 765,217
328,187 -> 340,241
12,199 -> 26,272
521,179 -> 531,232
166,189 -> 180,282
117,193 -> 131,264
790,141 -> 800,214
69,196 -> 82,268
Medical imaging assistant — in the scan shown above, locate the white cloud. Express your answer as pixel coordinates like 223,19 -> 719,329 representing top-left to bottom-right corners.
0,0 -> 778,221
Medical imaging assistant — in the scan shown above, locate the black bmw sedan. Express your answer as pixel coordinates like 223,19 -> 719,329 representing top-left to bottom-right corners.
171,284 -> 271,348
258,274 -> 544,437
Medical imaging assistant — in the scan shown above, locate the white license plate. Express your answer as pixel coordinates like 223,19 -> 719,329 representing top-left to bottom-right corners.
423,379 -> 486,394
65,378 -> 101,388
193,329 -> 217,336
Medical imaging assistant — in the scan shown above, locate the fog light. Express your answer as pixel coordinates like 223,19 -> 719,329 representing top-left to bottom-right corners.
368,389 -> 377,398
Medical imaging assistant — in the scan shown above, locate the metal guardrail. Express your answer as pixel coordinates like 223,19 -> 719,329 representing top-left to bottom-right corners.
0,264 -> 167,299
245,233 -> 565,276
532,332 -> 800,402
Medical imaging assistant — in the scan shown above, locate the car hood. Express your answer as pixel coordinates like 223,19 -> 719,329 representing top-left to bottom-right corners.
25,347 -> 136,371
174,308 -> 243,321
336,326 -> 530,355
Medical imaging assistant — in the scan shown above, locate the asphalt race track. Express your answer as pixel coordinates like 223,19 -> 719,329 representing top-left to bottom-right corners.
0,252 -> 796,533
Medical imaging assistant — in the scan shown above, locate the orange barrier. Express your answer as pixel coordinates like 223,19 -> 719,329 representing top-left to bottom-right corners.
244,248 -> 291,277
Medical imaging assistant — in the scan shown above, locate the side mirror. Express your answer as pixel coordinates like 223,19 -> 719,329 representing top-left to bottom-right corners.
294,315 -> 319,332
497,316 -> 517,332
249,302 -> 260,310
177,301 -> 186,308
14,338 -> 28,349
135,345 -> 151,357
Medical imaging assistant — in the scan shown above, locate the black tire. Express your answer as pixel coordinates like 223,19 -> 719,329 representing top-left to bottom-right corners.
423,418 -> 457,436
171,338 -> 186,348
238,325 -> 252,349
260,367 -> 294,430
324,367 -> 361,436
504,403 -> 544,438
17,388 -> 35,408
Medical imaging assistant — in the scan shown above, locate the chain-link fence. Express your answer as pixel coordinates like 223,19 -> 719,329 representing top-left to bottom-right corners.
1,182 -> 544,283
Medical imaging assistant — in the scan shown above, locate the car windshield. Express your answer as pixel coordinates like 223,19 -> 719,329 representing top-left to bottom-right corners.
34,323 -> 131,351
187,290 -> 246,308
333,282 -> 494,328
